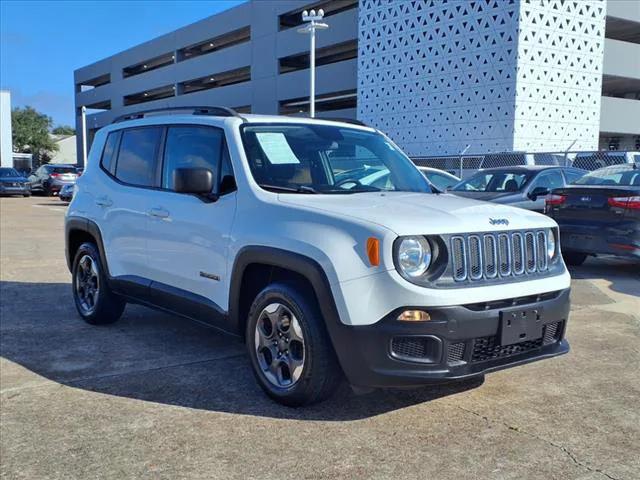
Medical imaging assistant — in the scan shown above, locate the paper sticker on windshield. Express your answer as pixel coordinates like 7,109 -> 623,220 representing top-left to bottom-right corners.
255,132 -> 300,165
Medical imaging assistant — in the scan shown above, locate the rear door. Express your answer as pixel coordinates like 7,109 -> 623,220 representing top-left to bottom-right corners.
144,124 -> 237,312
95,127 -> 162,281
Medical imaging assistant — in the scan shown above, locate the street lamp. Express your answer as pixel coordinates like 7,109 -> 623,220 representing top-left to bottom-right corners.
297,9 -> 329,118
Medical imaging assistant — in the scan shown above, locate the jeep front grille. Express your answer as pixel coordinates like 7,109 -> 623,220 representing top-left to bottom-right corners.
451,230 -> 550,282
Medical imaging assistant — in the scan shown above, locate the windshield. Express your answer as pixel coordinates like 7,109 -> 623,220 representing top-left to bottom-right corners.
240,124 -> 431,194
573,165 -> 640,186
0,168 -> 20,177
452,170 -> 532,192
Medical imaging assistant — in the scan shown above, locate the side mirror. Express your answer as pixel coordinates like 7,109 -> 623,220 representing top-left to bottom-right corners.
173,168 -> 214,195
529,186 -> 550,200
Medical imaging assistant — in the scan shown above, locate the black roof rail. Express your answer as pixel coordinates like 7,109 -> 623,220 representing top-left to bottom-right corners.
112,106 -> 243,123
321,117 -> 368,127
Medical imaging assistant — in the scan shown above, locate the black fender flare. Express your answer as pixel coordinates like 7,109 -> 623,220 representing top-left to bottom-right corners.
65,217 -> 110,277
228,246 -> 343,333
228,246 -> 371,383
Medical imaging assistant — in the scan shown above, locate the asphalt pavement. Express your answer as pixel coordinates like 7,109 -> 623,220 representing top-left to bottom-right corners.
1,196 -> 638,480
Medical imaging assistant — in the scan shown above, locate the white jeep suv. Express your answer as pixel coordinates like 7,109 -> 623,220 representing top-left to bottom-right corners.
65,107 -> 571,406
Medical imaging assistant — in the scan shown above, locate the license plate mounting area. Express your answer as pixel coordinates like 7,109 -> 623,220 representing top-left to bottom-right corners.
499,309 -> 543,345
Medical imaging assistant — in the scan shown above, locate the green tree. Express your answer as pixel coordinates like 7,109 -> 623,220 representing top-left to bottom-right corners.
52,125 -> 76,135
11,106 -> 59,163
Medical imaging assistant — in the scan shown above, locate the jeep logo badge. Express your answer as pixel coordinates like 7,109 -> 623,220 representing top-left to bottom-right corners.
489,218 -> 509,226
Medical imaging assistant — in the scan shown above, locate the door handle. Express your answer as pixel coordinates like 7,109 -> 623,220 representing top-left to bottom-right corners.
95,196 -> 113,207
148,207 -> 170,219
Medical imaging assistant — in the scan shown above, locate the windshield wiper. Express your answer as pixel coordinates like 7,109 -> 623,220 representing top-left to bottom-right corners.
258,184 -> 319,194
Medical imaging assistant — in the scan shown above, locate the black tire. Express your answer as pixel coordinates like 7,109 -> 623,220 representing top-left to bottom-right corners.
246,282 -> 342,406
72,242 -> 126,325
23,193 -> 30,197
562,250 -> 588,266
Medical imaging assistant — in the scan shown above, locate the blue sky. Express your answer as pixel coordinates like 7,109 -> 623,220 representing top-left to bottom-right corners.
0,0 -> 245,127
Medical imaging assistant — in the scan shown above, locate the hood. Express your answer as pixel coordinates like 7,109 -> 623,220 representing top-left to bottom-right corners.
450,190 -> 521,202
278,192 -> 555,235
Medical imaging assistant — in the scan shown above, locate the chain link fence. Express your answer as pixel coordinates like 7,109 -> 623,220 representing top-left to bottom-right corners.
411,150 -> 640,179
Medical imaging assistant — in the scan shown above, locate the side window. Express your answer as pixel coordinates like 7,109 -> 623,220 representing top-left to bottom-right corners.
428,172 -> 456,190
101,131 -> 120,176
115,127 -> 162,187
162,126 -> 223,191
531,171 -> 563,191
563,169 -> 585,184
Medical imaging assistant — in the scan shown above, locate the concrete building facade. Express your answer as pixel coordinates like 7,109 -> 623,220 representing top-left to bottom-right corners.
1,90 -> 13,168
74,0 -> 640,164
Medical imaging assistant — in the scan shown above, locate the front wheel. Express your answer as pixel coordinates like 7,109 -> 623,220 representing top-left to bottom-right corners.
562,251 -> 588,266
72,242 -> 126,325
246,283 -> 341,406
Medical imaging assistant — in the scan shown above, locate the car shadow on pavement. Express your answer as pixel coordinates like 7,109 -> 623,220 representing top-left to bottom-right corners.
0,280 -> 483,421
567,256 -> 640,298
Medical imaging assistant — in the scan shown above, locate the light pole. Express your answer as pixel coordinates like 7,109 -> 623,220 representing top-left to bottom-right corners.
81,106 -> 87,166
297,9 -> 328,118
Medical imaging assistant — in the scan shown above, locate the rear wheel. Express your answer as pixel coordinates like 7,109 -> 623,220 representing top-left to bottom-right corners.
562,250 -> 587,266
246,283 -> 341,406
72,242 -> 125,325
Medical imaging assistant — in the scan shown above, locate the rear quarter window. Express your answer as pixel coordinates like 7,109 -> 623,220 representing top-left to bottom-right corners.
114,127 -> 163,187
100,131 -> 121,176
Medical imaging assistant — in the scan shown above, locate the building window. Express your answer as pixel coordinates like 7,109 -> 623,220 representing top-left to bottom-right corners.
179,67 -> 251,95
279,40 -> 357,74
279,0 -> 357,30
123,52 -> 175,78
178,26 -> 250,61
82,100 -> 111,111
123,85 -> 175,106
76,73 -> 110,92
279,89 -> 356,115
605,17 -> 640,44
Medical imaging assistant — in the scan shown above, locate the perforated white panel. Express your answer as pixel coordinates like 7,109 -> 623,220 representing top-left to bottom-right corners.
513,0 -> 606,152
357,0 -> 606,156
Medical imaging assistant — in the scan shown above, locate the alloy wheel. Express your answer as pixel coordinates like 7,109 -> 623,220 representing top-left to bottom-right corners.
254,302 -> 305,388
75,254 -> 99,315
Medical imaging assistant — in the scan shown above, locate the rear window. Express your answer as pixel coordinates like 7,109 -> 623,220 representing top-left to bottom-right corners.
115,127 -> 162,187
50,166 -> 77,174
574,166 -> 640,186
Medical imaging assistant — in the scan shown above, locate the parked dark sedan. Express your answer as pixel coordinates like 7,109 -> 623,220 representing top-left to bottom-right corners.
450,166 -> 586,212
546,164 -> 640,265
0,167 -> 31,197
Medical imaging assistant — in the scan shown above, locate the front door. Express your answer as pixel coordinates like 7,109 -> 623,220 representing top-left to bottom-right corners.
144,125 -> 237,313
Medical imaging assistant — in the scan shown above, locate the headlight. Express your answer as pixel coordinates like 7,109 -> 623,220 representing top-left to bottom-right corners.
547,229 -> 556,260
397,236 -> 432,278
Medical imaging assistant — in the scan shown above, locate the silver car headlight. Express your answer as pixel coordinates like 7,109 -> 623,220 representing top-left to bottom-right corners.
547,228 -> 557,260
397,236 -> 432,278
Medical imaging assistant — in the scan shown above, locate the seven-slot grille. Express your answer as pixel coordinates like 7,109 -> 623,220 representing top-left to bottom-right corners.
451,230 -> 550,282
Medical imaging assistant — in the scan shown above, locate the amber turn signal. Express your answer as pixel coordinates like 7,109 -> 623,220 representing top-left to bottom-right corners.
366,237 -> 380,266
397,310 -> 431,322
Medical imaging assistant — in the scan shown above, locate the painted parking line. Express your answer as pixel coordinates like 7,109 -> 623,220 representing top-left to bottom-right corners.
31,204 -> 68,213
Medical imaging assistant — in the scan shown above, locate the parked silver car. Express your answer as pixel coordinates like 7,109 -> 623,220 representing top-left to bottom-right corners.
28,164 -> 78,196
450,166 -> 586,212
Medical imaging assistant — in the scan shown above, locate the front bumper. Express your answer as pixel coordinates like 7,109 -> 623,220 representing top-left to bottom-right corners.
328,288 -> 570,388
0,184 -> 30,195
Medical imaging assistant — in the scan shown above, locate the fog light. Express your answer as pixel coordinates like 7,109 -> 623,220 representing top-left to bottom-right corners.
397,310 -> 431,322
